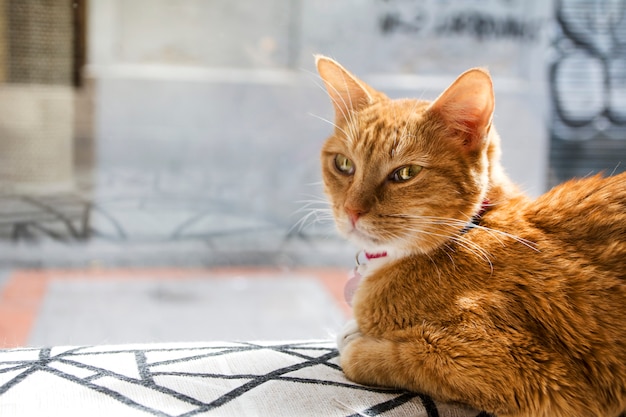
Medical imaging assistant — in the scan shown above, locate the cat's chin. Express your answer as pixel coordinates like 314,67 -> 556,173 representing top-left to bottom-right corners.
343,227 -> 379,247
343,229 -> 400,259
339,222 -> 418,259
341,224 -> 441,259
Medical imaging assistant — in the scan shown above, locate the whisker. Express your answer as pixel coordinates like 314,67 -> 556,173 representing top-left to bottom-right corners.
425,251 -> 444,285
469,224 -> 539,252
393,224 -> 493,267
295,197 -> 332,206
319,73 -> 359,144
449,235 -> 494,272
290,193 -> 335,233
310,73 -> 360,143
424,227 -> 491,261
387,219 -> 495,270
442,243 -> 456,265
292,205 -> 332,217
292,202 -> 332,218
385,213 -> 538,251
289,207 -> 335,233
308,112 -> 352,142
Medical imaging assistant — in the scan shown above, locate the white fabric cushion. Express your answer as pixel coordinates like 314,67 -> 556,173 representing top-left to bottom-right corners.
0,340 -> 483,416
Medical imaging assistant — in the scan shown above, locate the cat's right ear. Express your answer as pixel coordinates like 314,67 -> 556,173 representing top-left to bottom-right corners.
315,55 -> 375,124
427,68 -> 495,152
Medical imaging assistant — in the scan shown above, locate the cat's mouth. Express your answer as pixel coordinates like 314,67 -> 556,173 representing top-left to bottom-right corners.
348,227 -> 373,241
342,215 -> 444,257
344,220 -> 385,247
334,209 -> 393,250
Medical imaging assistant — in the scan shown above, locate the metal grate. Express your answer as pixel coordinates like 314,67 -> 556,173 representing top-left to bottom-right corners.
6,0 -> 73,85
0,0 -> 75,190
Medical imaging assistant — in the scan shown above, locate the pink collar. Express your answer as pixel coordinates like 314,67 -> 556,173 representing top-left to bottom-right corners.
476,198 -> 490,219
365,251 -> 387,260
461,199 -> 491,234
356,250 -> 387,266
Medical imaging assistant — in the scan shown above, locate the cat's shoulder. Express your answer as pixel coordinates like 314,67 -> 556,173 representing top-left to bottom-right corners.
533,171 -> 626,213
524,172 -> 626,238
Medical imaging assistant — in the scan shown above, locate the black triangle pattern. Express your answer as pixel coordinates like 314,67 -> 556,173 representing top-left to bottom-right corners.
0,341 -> 489,416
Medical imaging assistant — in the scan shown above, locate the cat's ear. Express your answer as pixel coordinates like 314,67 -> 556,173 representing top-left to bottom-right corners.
315,55 -> 376,124
427,68 -> 494,152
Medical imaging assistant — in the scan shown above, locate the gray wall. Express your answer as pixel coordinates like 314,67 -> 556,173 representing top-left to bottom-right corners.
75,0 -> 554,261
3,1 -> 625,267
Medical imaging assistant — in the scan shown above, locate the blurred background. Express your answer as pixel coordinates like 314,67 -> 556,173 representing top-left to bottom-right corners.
0,0 -> 624,346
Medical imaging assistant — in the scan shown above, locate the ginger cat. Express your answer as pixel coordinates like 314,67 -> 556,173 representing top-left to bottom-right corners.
316,55 -> 626,417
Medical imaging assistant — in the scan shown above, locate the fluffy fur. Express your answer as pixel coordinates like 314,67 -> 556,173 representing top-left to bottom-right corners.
316,55 -> 626,417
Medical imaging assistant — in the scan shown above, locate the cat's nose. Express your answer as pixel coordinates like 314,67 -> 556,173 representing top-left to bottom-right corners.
345,205 -> 369,227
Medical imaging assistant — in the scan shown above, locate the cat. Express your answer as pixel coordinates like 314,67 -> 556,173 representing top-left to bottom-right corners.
315,55 -> 626,417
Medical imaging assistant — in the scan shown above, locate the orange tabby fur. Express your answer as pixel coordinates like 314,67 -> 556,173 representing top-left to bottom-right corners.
316,55 -> 626,417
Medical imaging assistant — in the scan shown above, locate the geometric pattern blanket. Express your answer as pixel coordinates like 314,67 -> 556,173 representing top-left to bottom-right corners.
0,340 -> 490,416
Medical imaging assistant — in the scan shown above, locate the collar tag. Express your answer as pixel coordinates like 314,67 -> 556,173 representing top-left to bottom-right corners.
348,251 -> 388,306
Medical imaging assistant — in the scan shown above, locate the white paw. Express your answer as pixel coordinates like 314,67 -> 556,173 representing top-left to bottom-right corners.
336,319 -> 361,353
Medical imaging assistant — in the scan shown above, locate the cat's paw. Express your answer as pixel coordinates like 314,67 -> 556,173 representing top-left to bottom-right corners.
336,319 -> 361,353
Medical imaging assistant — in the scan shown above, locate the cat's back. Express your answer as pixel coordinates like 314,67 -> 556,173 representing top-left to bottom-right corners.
526,172 -> 626,275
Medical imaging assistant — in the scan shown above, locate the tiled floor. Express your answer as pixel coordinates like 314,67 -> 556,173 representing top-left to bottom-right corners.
0,268 -> 351,349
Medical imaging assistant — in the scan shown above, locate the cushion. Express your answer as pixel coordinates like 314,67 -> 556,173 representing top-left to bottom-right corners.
0,340 -> 484,416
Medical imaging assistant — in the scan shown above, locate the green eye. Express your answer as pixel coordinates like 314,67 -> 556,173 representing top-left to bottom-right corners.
334,154 -> 355,175
390,165 -> 422,182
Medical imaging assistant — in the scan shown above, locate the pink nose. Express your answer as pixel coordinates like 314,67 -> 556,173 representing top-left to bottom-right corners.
345,206 -> 368,227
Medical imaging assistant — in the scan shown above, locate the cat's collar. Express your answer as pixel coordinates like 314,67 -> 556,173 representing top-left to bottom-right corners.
460,199 -> 491,234
354,200 -> 489,265
355,250 -> 388,266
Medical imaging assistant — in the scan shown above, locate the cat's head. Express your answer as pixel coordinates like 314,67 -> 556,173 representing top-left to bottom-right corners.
316,56 -> 512,258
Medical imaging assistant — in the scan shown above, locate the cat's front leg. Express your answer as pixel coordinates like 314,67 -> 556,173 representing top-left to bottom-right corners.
339,334 -> 411,391
337,334 -> 568,417
338,334 -> 514,416
336,319 -> 361,353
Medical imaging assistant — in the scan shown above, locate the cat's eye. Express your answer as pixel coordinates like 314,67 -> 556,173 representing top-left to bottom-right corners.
389,165 -> 422,182
334,154 -> 355,175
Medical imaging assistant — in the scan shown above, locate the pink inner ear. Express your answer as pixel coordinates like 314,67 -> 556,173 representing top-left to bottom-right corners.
428,69 -> 494,150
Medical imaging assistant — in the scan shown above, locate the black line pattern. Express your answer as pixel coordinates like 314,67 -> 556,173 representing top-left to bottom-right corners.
0,341 -> 483,416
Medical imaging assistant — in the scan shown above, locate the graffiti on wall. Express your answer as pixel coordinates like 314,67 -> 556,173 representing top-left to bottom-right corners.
549,0 -> 626,184
550,0 -> 626,140
377,0 -> 544,42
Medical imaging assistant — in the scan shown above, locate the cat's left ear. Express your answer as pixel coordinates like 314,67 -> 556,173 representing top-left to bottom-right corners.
427,68 -> 494,152
315,55 -> 377,125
